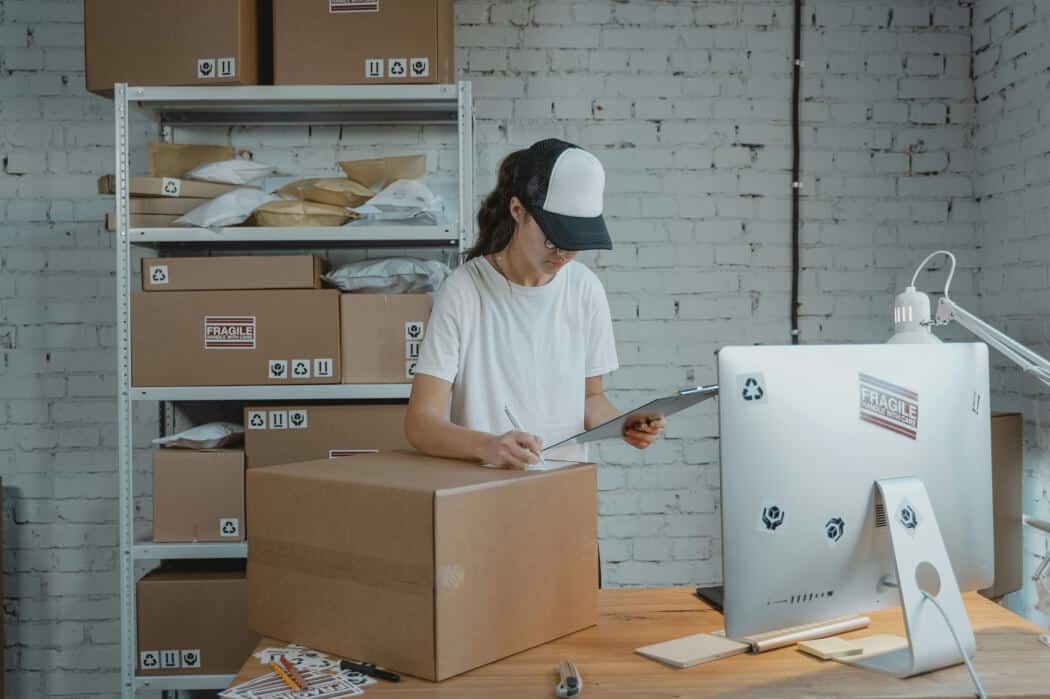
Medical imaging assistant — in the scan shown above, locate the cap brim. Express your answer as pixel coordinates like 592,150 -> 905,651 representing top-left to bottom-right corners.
531,207 -> 613,251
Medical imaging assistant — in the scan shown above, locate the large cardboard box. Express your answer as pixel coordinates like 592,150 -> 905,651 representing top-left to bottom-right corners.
84,0 -> 258,95
141,255 -> 323,292
137,565 -> 259,675
273,0 -> 454,85
131,290 -> 341,386
340,294 -> 431,384
243,403 -> 409,468
153,449 -> 245,542
981,412 -> 1024,599
248,452 -> 598,681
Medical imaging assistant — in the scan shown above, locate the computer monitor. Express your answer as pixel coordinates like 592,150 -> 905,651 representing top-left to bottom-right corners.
717,343 -> 993,641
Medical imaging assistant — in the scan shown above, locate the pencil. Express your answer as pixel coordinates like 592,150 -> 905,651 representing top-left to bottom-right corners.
269,660 -> 301,691
280,655 -> 309,689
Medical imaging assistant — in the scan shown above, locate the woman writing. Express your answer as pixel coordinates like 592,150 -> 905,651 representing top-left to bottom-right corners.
406,138 -> 665,468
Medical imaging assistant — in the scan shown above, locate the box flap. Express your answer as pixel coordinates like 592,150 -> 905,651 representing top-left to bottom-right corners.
257,451 -> 552,494
434,463 -> 599,679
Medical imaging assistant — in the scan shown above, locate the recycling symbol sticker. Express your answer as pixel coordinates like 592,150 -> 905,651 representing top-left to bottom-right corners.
149,265 -> 169,285
247,410 -> 266,430
292,359 -> 310,378
140,651 -> 159,670
220,518 -> 239,537
160,177 -> 181,197
738,373 -> 766,403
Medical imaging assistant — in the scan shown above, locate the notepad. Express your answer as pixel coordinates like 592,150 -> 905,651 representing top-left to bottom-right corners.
635,631 -> 750,668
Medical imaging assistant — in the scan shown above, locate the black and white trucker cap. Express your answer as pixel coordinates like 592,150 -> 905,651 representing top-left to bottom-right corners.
517,139 -> 612,251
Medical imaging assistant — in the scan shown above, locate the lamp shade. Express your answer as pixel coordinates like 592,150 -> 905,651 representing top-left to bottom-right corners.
888,285 -> 942,344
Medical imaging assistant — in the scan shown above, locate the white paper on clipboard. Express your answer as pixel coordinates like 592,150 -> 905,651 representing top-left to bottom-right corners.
541,384 -> 719,455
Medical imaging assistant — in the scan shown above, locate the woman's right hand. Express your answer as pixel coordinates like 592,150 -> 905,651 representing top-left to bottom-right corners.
479,430 -> 542,470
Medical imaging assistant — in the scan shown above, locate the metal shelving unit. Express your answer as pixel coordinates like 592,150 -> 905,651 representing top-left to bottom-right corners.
114,81 -> 474,697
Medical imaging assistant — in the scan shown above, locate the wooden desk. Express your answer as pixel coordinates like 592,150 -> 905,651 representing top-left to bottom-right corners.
231,588 -> 1050,697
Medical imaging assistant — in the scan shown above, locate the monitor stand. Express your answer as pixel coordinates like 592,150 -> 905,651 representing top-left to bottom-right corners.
850,477 -> 976,678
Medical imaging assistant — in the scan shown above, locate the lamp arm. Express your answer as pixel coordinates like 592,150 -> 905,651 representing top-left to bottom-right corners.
934,298 -> 1050,387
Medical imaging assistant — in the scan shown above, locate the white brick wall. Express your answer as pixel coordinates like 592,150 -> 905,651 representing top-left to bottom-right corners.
0,0 -> 989,695
973,0 -> 1050,628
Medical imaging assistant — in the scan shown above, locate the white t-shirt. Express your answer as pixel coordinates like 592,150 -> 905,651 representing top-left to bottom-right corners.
414,256 -> 619,459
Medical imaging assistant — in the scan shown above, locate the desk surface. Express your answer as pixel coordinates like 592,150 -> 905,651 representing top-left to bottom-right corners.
231,588 -> 1050,698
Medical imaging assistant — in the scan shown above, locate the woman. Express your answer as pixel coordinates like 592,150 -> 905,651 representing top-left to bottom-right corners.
406,138 -> 665,468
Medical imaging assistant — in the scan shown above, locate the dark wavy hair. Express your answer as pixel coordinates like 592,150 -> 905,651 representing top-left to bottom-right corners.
465,149 -> 528,261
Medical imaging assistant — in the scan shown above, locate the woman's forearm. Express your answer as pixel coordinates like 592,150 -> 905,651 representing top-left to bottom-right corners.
405,410 -> 492,462
584,391 -> 621,430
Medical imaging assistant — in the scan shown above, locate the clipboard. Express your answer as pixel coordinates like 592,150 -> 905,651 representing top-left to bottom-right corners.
543,384 -> 719,453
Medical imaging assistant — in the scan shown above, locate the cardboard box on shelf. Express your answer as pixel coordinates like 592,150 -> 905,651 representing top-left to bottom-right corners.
152,449 -> 245,543
980,412 -> 1024,599
243,402 -> 409,468
131,289 -> 341,387
129,198 -> 210,215
272,0 -> 454,85
97,176 -> 251,199
84,0 -> 258,95
247,452 -> 598,681
340,294 -> 431,384
141,255 -> 323,292
137,564 -> 260,676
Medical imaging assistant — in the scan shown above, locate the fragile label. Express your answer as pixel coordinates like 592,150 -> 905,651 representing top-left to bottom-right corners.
329,449 -> 378,458
160,177 -> 181,197
204,316 -> 255,349
409,57 -> 430,78
289,409 -> 308,429
219,518 -> 240,537
405,321 -> 425,341
197,58 -> 216,79
148,264 -> 169,285
859,373 -> 918,440
180,649 -> 201,669
331,0 -> 379,12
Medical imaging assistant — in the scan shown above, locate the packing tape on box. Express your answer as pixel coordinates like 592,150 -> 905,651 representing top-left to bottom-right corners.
250,538 -> 432,597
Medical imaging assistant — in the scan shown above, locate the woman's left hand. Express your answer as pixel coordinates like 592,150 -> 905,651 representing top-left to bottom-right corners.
623,414 -> 666,449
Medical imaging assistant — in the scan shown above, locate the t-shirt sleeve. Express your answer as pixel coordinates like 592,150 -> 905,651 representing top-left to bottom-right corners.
414,279 -> 464,384
585,273 -> 619,378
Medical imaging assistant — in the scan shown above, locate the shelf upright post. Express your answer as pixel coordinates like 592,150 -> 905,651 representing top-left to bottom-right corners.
114,82 -> 137,699
458,80 -> 474,260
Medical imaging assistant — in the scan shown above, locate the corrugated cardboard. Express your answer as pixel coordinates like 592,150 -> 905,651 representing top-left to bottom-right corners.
141,256 -> 323,292
272,0 -> 454,85
84,0 -> 258,95
137,565 -> 260,675
131,290 -> 341,386
243,402 -> 409,468
152,449 -> 245,543
98,175 -> 252,199
340,294 -> 431,383
129,197 -> 215,215
981,412 -> 1024,599
148,143 -> 239,178
247,452 -> 598,681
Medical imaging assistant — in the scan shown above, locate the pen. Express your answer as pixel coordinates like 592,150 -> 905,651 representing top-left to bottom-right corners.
279,655 -> 309,690
504,405 -> 547,467
340,659 -> 401,682
270,660 -> 301,691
